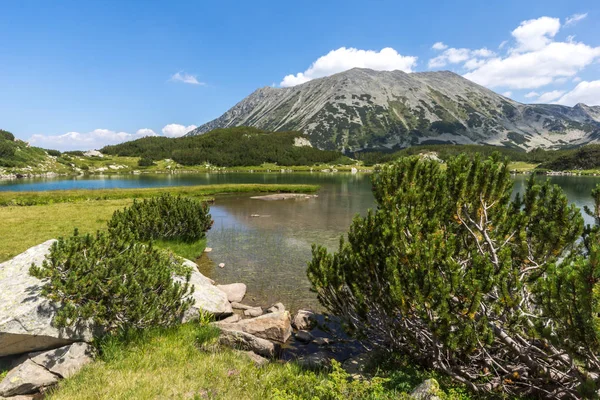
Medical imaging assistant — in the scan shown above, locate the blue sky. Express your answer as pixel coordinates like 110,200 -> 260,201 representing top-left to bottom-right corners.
1,0 -> 599,150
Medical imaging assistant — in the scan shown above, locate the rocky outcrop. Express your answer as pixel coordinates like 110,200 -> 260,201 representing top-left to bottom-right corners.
0,241 -> 96,357
218,329 -> 278,358
0,343 -> 93,397
216,283 -> 247,303
215,311 -> 292,343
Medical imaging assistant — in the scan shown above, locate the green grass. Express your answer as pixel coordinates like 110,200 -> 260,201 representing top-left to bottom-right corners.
0,183 -> 319,206
45,321 -> 470,400
154,238 -> 208,261
508,161 -> 539,173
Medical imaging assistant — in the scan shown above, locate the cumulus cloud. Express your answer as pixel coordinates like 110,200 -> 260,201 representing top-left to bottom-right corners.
161,124 -> 198,138
428,47 -> 495,69
502,91 -> 513,97
28,128 -> 158,151
565,13 -> 588,26
169,71 -> 204,85
28,124 -> 197,151
432,42 -> 448,50
511,16 -> 560,53
536,90 -> 566,103
556,80 -> 600,106
524,91 -> 540,98
280,47 -> 417,87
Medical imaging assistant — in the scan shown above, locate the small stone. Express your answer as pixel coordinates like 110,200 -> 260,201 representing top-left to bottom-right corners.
297,352 -> 332,371
216,283 -> 247,303
313,337 -> 333,346
204,247 -> 213,253
218,263 -> 225,268
241,351 -> 269,367
244,307 -> 263,317
411,378 -> 442,400
292,310 -> 316,331
220,314 -> 241,323
231,302 -> 253,310
250,214 -> 260,217
266,302 -> 285,313
295,330 -> 314,343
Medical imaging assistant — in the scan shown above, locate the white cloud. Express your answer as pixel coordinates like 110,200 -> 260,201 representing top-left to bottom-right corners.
432,42 -> 448,50
556,80 -> 600,106
28,128 -> 158,151
511,16 -> 560,53
27,124 -> 197,151
536,90 -> 566,103
525,91 -> 540,98
499,40 -> 508,49
280,47 -> 417,87
428,47 -> 494,69
573,76 -> 582,82
169,71 -> 204,85
565,13 -> 588,26
502,91 -> 513,97
161,124 -> 198,138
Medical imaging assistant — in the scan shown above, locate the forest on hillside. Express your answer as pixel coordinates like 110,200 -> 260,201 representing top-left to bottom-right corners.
101,127 -> 348,167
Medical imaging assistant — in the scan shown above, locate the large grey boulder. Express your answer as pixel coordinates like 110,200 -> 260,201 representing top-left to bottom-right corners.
215,311 -> 292,343
0,240 -> 95,357
0,359 -> 58,397
176,260 -> 232,320
29,342 -> 94,379
218,329 -> 278,358
292,310 -> 316,331
216,283 -> 247,303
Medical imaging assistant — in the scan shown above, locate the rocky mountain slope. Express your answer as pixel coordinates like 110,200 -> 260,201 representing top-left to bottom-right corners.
187,68 -> 600,152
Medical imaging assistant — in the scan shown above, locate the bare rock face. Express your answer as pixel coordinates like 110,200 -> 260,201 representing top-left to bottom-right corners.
0,240 -> 96,357
0,360 -> 58,397
218,329 -> 278,358
216,283 -> 247,303
29,342 -> 94,379
215,311 -> 292,343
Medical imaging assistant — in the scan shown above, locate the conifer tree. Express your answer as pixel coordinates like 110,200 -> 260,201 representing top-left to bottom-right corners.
308,155 -> 600,398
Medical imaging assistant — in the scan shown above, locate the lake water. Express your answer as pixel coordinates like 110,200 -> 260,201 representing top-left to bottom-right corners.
2,173 -> 600,311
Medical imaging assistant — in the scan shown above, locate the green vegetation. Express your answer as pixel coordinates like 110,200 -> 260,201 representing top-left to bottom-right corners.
0,183 -> 319,206
30,231 -> 194,331
47,321 -> 470,400
309,154 -> 600,398
101,127 -> 349,167
108,194 -> 213,243
0,129 -> 49,168
538,144 -> 600,171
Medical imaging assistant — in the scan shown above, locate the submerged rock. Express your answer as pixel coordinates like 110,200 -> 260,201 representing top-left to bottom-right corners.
0,241 -> 96,357
215,311 -> 292,343
295,330 -> 314,343
292,310 -> 316,331
216,283 -> 247,303
243,307 -> 263,317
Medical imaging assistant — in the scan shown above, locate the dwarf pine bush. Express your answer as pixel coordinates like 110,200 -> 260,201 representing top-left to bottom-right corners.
30,229 -> 194,331
308,155 -> 600,398
107,194 -> 213,243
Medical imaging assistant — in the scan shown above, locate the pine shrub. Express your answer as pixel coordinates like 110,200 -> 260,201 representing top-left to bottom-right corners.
308,154 -> 600,398
30,229 -> 194,331
107,194 -> 213,243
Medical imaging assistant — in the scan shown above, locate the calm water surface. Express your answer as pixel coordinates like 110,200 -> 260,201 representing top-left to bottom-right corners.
2,173 -> 600,310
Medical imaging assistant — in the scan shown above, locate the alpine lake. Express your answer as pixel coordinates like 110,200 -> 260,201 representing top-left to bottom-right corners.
2,172 -> 599,312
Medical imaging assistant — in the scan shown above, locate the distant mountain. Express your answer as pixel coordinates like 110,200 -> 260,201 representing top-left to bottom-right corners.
187,68 -> 600,152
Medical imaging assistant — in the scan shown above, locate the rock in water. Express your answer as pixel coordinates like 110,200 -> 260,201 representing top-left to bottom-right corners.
295,330 -> 314,343
243,307 -> 263,317
297,352 -> 332,371
0,359 -> 58,397
0,240 -> 96,357
411,379 -> 442,400
218,329 -> 278,358
292,310 -> 316,331
266,302 -> 285,313
216,283 -> 247,303
215,311 -> 292,343
176,267 -> 232,320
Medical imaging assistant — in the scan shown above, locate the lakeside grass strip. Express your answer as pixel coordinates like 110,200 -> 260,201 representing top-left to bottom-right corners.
0,183 -> 320,206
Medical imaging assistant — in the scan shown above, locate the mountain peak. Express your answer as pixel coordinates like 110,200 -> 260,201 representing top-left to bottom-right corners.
188,70 -> 600,151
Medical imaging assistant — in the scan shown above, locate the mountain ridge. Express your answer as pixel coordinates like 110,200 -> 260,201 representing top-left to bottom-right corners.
188,68 -> 600,152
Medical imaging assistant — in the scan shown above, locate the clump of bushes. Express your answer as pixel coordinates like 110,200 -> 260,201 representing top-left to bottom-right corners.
31,194 -> 213,332
0,129 -> 15,141
30,229 -> 194,331
137,156 -> 155,167
308,154 -> 600,398
46,149 -> 61,157
108,194 -> 213,243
